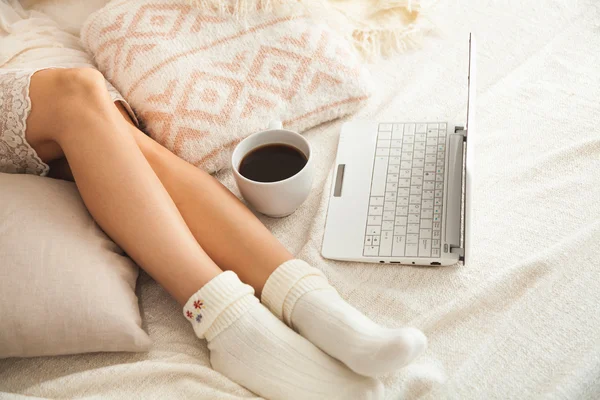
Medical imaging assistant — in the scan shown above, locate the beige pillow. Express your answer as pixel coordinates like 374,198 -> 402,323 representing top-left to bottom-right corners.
81,0 -> 372,174
0,173 -> 151,358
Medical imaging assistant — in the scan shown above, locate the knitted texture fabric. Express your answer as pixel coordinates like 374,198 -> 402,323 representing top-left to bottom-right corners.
81,0 -> 372,174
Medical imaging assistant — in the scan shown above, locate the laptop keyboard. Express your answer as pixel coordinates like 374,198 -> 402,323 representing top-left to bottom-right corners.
363,123 -> 447,258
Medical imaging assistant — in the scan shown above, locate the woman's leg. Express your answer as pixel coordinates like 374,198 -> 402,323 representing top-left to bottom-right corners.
25,68 -> 382,399
26,68 -> 221,305
116,104 -> 293,297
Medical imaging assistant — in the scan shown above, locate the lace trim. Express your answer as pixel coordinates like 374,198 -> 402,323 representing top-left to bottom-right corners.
0,69 -> 50,176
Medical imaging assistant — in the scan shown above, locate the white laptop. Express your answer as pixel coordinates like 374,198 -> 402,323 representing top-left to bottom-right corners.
322,34 -> 476,266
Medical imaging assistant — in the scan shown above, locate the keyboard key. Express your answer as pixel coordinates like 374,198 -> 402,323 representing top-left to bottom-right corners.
414,150 -> 425,159
392,129 -> 403,139
416,123 -> 427,133
370,196 -> 384,206
397,196 -> 409,206
437,151 -> 445,159
378,130 -> 392,140
419,239 -> 431,257
393,123 -> 404,133
411,177 -> 423,186
408,204 -> 420,214
426,137 -> 438,146
398,178 -> 410,187
423,190 -> 434,200
397,187 -> 410,197
437,159 -> 445,166
432,239 -> 440,248
400,169 -> 411,178
409,195 -> 422,204
405,243 -> 418,257
421,219 -> 432,229
436,167 -> 444,174
406,234 -> 419,244
395,216 -> 408,226
422,209 -> 433,218
382,221 -> 394,231
364,245 -> 379,256
391,139 -> 403,147
390,156 -> 401,164
379,231 -> 393,256
390,148 -> 402,156
411,185 -> 423,195
433,222 -> 441,230
369,206 -> 383,216
376,148 -> 389,156
433,214 -> 441,222
414,142 -> 426,150
411,168 -> 424,176
388,164 -> 400,174
420,229 -> 432,239
426,145 -> 437,154
403,136 -> 414,144
436,181 -> 444,189
433,230 -> 441,239
370,156 -> 388,196
377,139 -> 391,148
404,143 -> 414,151
413,159 -> 424,168
424,181 -> 435,190
415,133 -> 426,142
427,123 -> 438,130
432,248 -> 440,257
434,206 -> 442,215
426,154 -> 436,163
400,160 -> 412,169
392,235 -> 406,256
434,198 -> 442,206
394,225 -> 407,236
367,215 -> 382,225
383,211 -> 395,221
384,201 -> 395,211
396,206 -> 408,216
438,144 -> 446,152
439,123 -> 447,130
372,236 -> 380,245
408,214 -> 419,224
386,182 -> 398,192
387,173 -> 398,183
408,224 -> 419,234
367,226 -> 381,235
405,124 -> 416,134
425,163 -> 436,172
423,199 -> 433,209
424,172 -> 435,181
385,192 -> 396,201
365,236 -> 373,245
436,174 -> 444,182
379,123 -> 392,131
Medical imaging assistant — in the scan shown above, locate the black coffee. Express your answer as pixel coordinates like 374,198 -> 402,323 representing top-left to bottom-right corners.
239,144 -> 308,183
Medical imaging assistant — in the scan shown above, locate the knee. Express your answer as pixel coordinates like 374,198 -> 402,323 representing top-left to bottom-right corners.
56,68 -> 109,104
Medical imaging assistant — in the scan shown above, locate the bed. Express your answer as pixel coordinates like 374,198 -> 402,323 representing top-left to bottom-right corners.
1,0 -> 599,398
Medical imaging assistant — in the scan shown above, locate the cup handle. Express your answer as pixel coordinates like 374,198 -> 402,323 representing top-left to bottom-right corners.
268,120 -> 283,130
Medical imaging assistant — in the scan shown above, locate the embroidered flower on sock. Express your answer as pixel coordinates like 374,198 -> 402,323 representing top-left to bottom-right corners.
193,300 -> 204,309
196,314 -> 203,323
186,310 -> 193,319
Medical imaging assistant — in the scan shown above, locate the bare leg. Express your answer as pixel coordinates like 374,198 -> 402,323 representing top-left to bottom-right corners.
110,104 -> 292,297
26,68 -> 221,304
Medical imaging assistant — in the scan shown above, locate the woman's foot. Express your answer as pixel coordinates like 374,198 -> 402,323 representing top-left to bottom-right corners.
261,260 -> 427,377
184,271 -> 384,400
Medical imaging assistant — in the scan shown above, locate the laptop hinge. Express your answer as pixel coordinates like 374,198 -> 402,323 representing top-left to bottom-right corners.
450,127 -> 466,263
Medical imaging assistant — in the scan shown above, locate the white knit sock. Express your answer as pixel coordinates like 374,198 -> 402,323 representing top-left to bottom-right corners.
262,260 -> 427,377
184,271 -> 384,400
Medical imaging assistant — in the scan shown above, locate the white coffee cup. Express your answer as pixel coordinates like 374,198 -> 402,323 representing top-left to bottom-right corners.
231,121 -> 314,218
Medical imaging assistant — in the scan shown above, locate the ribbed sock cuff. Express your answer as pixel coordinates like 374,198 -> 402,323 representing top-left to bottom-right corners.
183,271 -> 258,341
261,259 -> 332,326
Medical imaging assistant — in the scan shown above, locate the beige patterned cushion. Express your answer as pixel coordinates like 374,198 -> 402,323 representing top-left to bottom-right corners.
0,173 -> 151,358
81,0 -> 372,173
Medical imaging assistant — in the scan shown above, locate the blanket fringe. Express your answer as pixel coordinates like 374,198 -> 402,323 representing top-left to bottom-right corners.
186,0 -> 436,60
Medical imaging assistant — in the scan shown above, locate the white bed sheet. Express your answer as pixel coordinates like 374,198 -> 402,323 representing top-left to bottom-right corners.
1,0 -> 600,399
